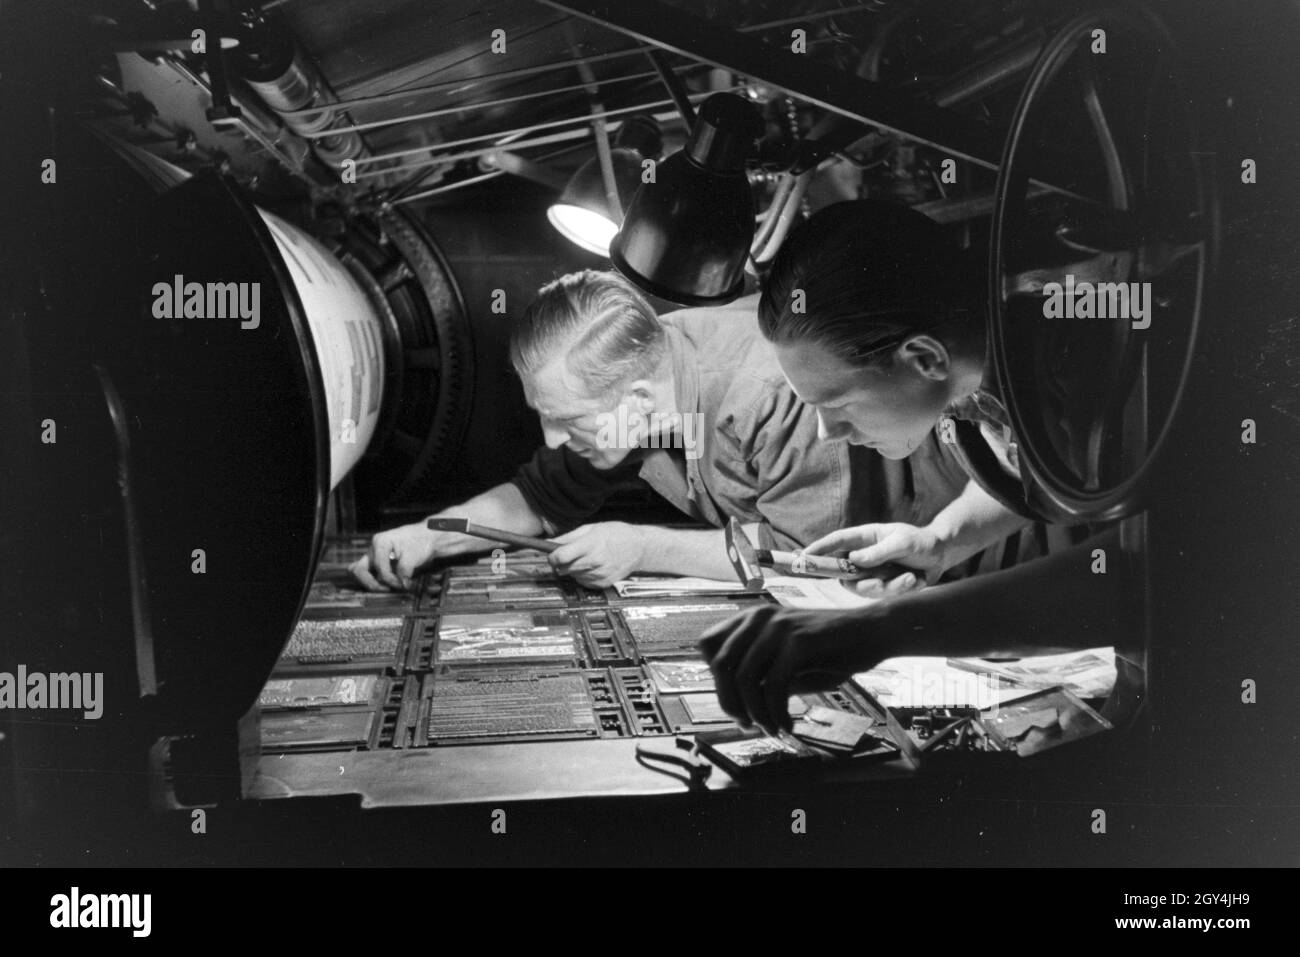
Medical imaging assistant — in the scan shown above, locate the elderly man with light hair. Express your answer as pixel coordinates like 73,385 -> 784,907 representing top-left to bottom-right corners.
351,269 -> 977,590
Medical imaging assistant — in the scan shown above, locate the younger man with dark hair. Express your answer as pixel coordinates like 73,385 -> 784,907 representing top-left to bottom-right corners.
700,201 -> 1135,735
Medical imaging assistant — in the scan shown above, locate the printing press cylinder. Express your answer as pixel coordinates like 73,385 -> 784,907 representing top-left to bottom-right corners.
256,208 -> 385,490
1,119 -> 472,745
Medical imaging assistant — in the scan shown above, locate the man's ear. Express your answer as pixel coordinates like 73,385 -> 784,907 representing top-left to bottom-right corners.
626,379 -> 657,414
898,335 -> 952,381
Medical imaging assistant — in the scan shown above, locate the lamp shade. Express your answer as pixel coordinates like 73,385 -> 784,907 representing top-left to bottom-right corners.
547,116 -> 663,256
547,150 -> 648,255
610,93 -> 763,306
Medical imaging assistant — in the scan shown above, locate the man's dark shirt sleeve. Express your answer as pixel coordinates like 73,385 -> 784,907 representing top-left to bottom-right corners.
509,445 -> 649,534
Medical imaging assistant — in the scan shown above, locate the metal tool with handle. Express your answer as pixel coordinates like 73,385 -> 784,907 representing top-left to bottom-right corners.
723,516 -> 912,591
426,516 -> 559,553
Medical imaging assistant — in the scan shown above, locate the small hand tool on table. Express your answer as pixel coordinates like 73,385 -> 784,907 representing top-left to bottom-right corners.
426,516 -> 559,553
723,516 -> 911,591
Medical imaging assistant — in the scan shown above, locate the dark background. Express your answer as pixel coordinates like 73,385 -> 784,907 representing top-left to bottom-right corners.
1,0 -> 1297,867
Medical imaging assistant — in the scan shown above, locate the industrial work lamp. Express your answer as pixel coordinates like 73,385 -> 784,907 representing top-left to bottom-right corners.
610,92 -> 764,306
547,116 -> 663,256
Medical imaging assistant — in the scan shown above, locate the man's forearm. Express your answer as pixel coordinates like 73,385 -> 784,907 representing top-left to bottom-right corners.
428,482 -> 547,558
634,524 -> 756,582
834,527 -> 1134,668
928,479 -> 1033,571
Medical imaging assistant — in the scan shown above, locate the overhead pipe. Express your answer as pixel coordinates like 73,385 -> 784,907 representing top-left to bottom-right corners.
591,108 -> 623,220
566,22 -> 625,221
647,49 -> 696,127
478,151 -> 568,190
393,170 -> 506,205
376,106 -> 687,191
352,92 -> 725,175
749,172 -> 795,253
284,46 -> 672,119
296,65 -> 708,138
754,170 -> 812,264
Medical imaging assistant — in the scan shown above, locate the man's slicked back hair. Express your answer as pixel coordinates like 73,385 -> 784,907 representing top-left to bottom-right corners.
510,270 -> 667,397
